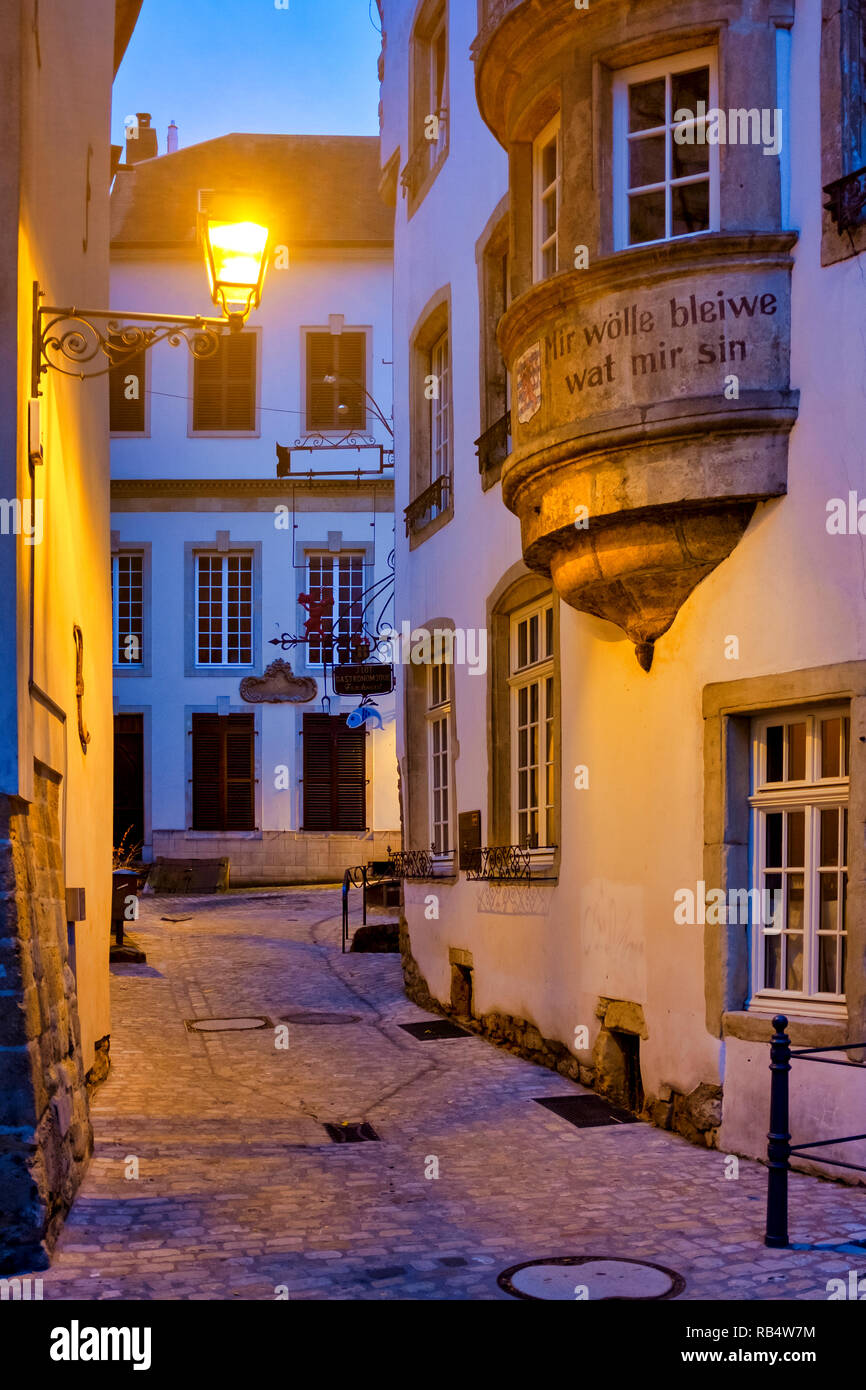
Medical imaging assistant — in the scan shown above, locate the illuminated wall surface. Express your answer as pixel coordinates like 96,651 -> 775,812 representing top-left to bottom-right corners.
381,0 -> 866,1169
0,0 -> 142,1272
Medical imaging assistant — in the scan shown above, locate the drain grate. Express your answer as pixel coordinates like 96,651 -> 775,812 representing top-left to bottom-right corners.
280,1011 -> 362,1026
498,1256 -> 685,1301
399,1020 -> 472,1040
534,1094 -> 638,1128
324,1122 -> 380,1143
185,1016 -> 272,1033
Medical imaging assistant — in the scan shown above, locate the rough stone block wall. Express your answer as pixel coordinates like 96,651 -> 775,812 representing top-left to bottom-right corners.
0,767 -> 93,1273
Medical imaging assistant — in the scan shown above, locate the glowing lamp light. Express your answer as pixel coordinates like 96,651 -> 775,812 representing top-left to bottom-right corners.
199,195 -> 270,324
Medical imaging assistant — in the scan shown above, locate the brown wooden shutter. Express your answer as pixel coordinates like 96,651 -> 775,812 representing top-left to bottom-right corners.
109,344 -> 146,432
306,332 -> 336,431
337,333 -> 367,430
192,714 -> 255,830
193,334 -> 256,432
302,714 -> 366,831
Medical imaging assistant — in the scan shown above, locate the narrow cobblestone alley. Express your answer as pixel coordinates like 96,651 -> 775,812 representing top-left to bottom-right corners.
22,889 -> 866,1301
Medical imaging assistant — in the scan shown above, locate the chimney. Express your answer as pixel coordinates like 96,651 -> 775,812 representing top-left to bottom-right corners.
125,112 -> 158,164
167,121 -> 179,154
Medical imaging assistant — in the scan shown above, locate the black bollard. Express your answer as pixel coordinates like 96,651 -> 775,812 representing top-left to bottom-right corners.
765,1014 -> 791,1247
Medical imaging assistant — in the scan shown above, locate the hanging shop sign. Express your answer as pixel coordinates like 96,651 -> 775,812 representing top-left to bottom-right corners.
333,663 -> 395,697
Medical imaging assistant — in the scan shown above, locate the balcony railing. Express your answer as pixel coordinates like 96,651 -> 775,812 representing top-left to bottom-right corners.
463,844 -> 558,882
404,472 -> 451,536
388,848 -> 456,879
475,411 -> 511,476
823,165 -> 866,234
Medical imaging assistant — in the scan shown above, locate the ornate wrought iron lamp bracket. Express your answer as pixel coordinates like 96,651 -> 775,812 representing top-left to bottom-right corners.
31,281 -> 238,396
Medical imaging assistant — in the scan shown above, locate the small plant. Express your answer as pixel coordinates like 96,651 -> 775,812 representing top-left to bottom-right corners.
113,826 -> 142,870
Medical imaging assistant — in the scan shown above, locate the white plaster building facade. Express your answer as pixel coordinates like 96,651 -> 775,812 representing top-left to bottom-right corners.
378,0 -> 866,1171
110,134 -> 400,885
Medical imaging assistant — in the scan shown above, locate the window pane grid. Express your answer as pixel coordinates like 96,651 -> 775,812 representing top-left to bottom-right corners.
510,599 -> 555,850
196,554 -> 253,666
752,709 -> 849,1003
112,553 -> 143,665
306,553 -> 364,666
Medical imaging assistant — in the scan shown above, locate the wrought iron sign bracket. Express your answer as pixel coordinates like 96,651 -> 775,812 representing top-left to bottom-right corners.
31,281 -> 238,396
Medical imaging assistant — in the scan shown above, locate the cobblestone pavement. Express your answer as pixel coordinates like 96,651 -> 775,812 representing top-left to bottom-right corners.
21,889 -> 866,1300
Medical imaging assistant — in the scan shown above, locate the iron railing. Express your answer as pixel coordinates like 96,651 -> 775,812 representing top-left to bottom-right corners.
475,412 -> 511,476
340,860 -> 399,954
823,166 -> 866,234
464,844 -> 558,882
765,1015 -> 866,1247
387,848 -> 456,880
404,473 -> 451,536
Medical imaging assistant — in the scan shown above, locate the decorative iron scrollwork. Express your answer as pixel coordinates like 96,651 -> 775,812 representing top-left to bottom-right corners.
37,311 -> 224,383
824,166 -> 866,235
464,845 -> 558,882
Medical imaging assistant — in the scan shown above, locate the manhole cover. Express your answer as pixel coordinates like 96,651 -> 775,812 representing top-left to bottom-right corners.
324,1122 -> 380,1143
185,1016 -> 272,1033
534,1095 -> 638,1128
399,1020 -> 472,1040
280,1012 -> 362,1026
498,1256 -> 685,1301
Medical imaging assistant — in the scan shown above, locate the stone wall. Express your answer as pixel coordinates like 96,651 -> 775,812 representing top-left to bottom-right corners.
152,829 -> 401,885
0,768 -> 93,1273
399,915 -> 722,1149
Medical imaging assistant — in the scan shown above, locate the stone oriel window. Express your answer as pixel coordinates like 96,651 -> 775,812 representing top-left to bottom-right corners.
406,288 -> 454,546
821,0 -> 866,263
402,0 -> 449,213
612,48 -> 720,250
750,709 -> 850,1009
487,568 -> 560,856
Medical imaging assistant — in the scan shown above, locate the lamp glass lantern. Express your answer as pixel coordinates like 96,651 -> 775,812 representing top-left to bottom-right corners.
199,193 -> 270,323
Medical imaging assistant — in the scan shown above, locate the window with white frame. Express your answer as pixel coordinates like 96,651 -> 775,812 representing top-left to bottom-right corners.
305,552 -> 365,667
112,552 -> 144,666
613,48 -> 719,250
414,0 -> 448,173
195,553 -> 253,666
533,114 -> 561,281
509,598 -> 555,848
750,709 -> 850,1006
427,659 -> 451,853
430,329 -> 451,484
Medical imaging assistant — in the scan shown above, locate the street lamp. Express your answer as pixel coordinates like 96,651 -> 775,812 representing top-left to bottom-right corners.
199,193 -> 270,323
32,192 -> 270,393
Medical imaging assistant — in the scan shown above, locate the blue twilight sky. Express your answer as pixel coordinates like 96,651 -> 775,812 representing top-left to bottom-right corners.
112,0 -> 382,154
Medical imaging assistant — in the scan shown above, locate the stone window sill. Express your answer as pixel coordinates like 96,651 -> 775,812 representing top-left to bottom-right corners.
722,1009 -> 854,1048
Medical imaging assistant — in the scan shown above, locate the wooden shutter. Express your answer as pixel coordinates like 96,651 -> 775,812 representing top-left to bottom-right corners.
192,714 -> 255,830
306,332 -> 336,431
113,714 -> 144,847
193,334 -> 256,432
109,345 -> 146,432
337,333 -> 367,430
302,714 -> 366,831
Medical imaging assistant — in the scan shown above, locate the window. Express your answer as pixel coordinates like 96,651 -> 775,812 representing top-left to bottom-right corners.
477,210 -> 512,486
509,598 -> 555,848
613,49 -> 719,250
302,713 -> 367,831
750,709 -> 850,1004
191,714 -> 255,831
305,330 -> 367,433
109,343 -> 146,433
195,554 -> 253,666
533,114 -> 561,281
430,329 -> 451,486
409,0 -> 448,179
112,552 -> 144,666
820,0 -> 866,259
427,660 -> 452,853
304,552 -> 365,667
192,332 -> 257,433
